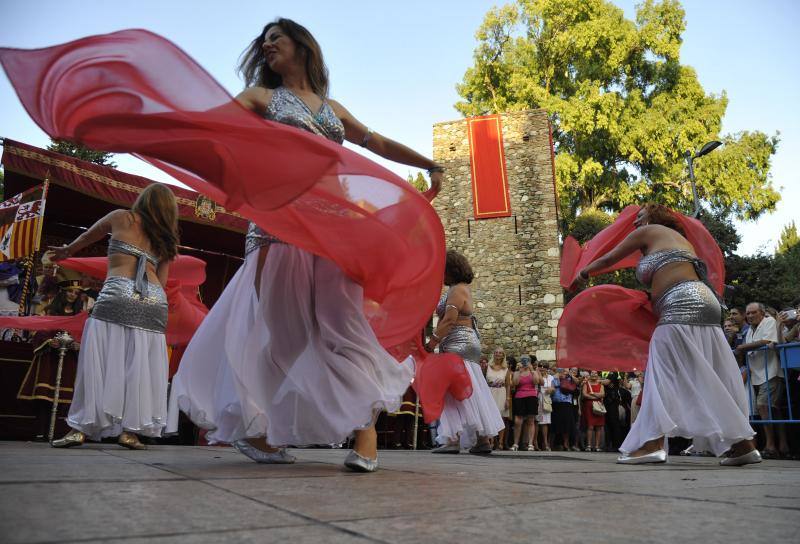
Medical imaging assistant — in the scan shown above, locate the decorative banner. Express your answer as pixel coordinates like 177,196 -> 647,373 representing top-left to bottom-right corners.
467,114 -> 512,219
0,181 -> 48,262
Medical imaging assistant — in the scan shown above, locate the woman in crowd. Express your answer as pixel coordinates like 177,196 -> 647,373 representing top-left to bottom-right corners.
428,251 -> 504,454
536,361 -> 555,451
479,355 -> 489,378
603,372 -> 625,451
510,355 -> 542,451
581,370 -> 606,452
486,346 -> 512,450
51,183 -> 178,449
170,19 -> 443,472
624,371 -> 644,425
552,368 -> 577,451
723,319 -> 741,348
573,203 -> 758,465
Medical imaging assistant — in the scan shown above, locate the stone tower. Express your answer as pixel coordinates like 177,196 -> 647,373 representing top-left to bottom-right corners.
432,109 -> 563,362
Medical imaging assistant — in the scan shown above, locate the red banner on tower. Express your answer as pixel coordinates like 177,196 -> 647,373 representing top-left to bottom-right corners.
467,114 -> 511,219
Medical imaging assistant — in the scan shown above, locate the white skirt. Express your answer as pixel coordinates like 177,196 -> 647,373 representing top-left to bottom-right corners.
536,397 -> 552,424
68,317 -> 168,440
620,324 -> 755,457
168,244 -> 414,446
436,360 -> 506,447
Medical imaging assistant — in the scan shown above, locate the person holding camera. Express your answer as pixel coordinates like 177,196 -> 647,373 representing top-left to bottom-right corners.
510,355 -> 543,451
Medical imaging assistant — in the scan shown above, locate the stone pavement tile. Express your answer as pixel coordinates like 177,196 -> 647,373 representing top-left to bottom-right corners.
164,460 -> 352,480
0,456 -> 181,483
109,446 -> 348,480
334,493 -> 796,544
0,480 -> 305,544
518,460 -> 800,507
108,524 -> 377,544
213,471 -> 600,522
678,482 -> 800,509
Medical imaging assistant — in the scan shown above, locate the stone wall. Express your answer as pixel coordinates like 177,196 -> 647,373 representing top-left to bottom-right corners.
432,109 -> 562,362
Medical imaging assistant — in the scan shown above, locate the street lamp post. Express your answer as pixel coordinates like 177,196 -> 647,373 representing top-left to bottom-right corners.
685,140 -> 722,217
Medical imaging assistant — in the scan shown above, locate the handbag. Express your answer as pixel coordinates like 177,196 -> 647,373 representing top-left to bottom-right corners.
543,394 -> 553,413
559,377 -> 576,395
592,400 -> 607,415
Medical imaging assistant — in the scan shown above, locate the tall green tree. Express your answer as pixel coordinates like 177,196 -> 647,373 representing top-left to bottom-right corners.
776,221 -> 799,255
407,172 -> 429,192
47,139 -> 116,168
457,0 -> 780,232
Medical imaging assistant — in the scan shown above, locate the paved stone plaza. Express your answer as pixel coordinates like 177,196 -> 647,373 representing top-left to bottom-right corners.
1,441 -> 797,543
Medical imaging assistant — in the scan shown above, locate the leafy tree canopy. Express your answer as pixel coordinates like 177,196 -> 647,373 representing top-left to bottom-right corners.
407,171 -> 429,192
776,221 -> 798,255
47,139 -> 116,168
457,0 -> 780,232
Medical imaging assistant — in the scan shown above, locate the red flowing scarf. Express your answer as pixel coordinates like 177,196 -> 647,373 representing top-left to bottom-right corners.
557,206 -> 724,371
0,29 -> 468,421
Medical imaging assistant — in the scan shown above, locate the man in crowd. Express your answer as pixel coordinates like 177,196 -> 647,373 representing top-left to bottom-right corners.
737,302 -> 788,458
728,306 -> 750,348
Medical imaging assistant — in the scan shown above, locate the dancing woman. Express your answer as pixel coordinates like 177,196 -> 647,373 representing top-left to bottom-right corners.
168,18 -> 444,472
427,251 -> 505,454
51,183 -> 178,449
573,203 -> 759,466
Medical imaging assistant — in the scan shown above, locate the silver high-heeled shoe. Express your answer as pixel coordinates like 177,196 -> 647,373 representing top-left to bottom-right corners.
344,450 -> 378,472
616,449 -> 667,465
233,440 -> 296,464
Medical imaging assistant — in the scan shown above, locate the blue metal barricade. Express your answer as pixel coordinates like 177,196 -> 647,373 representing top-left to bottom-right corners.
742,342 -> 800,424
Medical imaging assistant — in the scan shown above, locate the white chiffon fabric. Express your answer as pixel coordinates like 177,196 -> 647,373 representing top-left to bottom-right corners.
68,317 -> 169,440
620,324 -> 755,457
167,244 -> 414,446
436,360 -> 505,448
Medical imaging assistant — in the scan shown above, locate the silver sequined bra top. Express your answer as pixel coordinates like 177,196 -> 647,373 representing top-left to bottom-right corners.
245,86 -> 346,255
107,239 -> 159,296
635,249 -> 701,288
636,249 -> 721,327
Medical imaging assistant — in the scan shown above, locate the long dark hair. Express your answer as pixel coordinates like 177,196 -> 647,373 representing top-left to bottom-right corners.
238,18 -> 329,97
132,183 -> 179,262
45,290 -> 83,316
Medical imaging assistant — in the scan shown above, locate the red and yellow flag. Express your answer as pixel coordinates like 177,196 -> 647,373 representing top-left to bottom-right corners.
0,181 -> 48,262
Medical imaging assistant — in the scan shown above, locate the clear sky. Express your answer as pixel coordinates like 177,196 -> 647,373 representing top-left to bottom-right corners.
1,0 -> 797,255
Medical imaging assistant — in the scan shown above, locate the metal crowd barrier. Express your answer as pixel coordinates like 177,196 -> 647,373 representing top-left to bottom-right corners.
743,342 -> 800,424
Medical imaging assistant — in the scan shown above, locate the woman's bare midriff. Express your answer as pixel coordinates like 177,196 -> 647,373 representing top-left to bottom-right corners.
649,261 -> 701,301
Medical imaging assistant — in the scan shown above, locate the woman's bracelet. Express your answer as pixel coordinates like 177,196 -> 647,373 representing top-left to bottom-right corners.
360,128 -> 373,148
427,166 -> 445,175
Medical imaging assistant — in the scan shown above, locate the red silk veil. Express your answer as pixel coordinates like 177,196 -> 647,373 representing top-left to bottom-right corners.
557,205 -> 725,371
0,255 -> 208,346
0,29 -> 469,420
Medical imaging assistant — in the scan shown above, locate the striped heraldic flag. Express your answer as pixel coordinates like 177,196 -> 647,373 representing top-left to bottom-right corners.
0,182 -> 48,262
